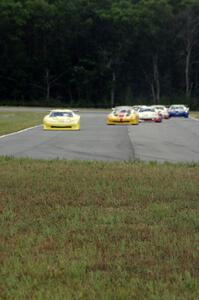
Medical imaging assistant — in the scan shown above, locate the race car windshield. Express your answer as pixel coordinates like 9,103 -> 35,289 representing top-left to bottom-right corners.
170,106 -> 184,110
50,112 -> 73,117
119,110 -> 131,114
140,108 -> 155,112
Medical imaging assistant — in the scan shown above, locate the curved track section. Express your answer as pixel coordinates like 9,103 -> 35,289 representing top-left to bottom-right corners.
0,111 -> 198,162
0,112 -> 134,161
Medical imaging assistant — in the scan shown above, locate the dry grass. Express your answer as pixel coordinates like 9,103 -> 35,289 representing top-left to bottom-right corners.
190,111 -> 199,119
0,157 -> 199,299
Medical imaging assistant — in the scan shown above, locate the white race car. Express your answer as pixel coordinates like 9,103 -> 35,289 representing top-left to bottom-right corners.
151,105 -> 169,119
132,105 -> 143,112
137,107 -> 162,122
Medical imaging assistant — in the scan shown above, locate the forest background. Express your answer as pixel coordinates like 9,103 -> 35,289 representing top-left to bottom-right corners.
0,0 -> 199,109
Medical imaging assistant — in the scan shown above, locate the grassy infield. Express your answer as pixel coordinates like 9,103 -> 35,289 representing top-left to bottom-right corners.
0,111 -> 199,299
0,112 -> 47,136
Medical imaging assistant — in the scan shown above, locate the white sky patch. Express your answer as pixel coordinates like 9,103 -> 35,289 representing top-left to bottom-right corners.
0,125 -> 42,139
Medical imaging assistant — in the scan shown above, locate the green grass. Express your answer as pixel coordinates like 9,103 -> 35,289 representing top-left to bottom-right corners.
0,112 -> 47,135
0,157 -> 199,299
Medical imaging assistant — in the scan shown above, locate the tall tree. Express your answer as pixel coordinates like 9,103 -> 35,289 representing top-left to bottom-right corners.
176,0 -> 199,98
96,0 -> 137,106
135,0 -> 173,104
0,0 -> 27,99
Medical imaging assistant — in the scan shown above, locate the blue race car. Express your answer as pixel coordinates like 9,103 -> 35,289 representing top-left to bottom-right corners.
168,105 -> 189,118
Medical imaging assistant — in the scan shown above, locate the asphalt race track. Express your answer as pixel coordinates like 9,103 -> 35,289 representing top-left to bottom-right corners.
0,111 -> 199,162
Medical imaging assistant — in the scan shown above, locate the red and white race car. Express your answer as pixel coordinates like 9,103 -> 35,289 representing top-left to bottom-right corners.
137,106 -> 162,122
151,105 -> 169,119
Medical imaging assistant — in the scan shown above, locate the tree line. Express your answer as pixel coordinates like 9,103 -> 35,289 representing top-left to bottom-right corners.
0,0 -> 199,108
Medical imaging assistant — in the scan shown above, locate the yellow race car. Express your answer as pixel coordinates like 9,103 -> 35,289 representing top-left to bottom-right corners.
107,106 -> 139,125
43,109 -> 80,130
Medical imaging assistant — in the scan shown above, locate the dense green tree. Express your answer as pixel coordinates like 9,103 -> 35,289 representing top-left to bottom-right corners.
133,0 -> 173,104
0,0 -> 27,99
175,0 -> 199,99
0,0 -> 199,108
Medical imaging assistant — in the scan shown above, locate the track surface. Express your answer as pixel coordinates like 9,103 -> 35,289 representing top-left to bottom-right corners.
0,111 -> 198,162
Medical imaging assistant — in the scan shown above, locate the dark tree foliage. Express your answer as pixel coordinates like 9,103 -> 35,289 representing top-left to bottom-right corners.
0,0 -> 199,108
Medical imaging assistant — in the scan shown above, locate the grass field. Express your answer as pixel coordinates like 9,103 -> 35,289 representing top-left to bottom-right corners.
0,112 -> 46,135
0,157 -> 199,299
